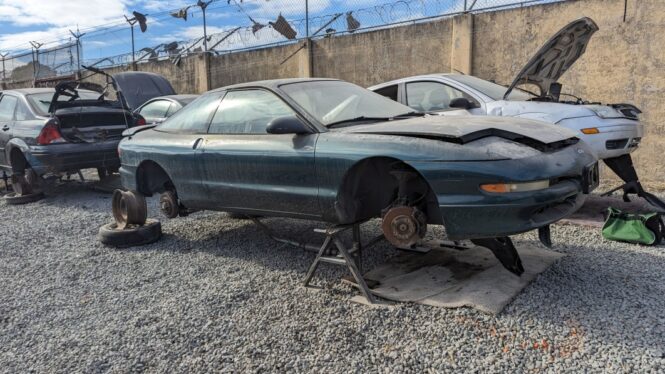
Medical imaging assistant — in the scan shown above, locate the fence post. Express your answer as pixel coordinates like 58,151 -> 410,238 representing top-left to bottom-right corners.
450,13 -> 474,75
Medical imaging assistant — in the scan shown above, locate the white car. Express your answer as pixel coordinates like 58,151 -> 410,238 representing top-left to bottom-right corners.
369,18 -> 644,176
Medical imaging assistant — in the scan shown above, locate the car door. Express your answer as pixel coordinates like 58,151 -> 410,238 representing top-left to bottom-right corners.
137,99 -> 173,124
0,94 -> 18,168
150,93 -> 223,209
402,81 -> 482,114
200,89 -> 320,217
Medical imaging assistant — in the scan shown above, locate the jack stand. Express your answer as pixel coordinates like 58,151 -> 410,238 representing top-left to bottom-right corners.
2,171 -> 9,192
251,218 -> 381,303
303,224 -> 376,304
602,154 -> 665,212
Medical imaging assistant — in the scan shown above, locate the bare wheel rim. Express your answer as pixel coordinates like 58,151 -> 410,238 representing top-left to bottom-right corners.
112,190 -> 147,229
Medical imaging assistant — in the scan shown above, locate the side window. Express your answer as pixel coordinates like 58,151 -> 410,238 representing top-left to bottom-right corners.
0,95 -> 18,122
374,85 -> 398,101
406,81 -> 477,111
139,100 -> 172,119
208,90 -> 296,135
15,100 -> 31,121
157,93 -> 222,133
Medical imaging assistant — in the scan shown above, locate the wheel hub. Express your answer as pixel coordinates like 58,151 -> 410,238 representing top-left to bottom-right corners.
381,206 -> 427,249
159,191 -> 179,219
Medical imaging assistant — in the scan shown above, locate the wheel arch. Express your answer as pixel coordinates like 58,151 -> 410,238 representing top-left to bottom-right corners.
135,160 -> 175,197
334,156 -> 442,225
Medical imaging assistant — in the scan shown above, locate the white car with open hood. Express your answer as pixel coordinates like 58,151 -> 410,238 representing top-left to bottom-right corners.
369,17 -> 645,189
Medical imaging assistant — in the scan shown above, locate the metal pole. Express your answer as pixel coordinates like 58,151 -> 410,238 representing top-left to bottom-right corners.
1,54 -> 6,81
130,24 -> 135,65
202,6 -> 208,52
306,0 -> 309,38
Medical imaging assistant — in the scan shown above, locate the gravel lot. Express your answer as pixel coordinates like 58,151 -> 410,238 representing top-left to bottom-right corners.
1,180 -> 664,373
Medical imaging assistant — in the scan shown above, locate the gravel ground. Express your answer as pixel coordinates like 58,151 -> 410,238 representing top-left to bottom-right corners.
1,180 -> 664,373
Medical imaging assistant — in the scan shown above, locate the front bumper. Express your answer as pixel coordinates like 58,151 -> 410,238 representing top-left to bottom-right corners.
439,179 -> 586,239
26,139 -> 121,175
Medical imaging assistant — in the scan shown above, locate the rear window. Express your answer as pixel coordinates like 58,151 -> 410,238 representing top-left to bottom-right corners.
26,90 -> 102,116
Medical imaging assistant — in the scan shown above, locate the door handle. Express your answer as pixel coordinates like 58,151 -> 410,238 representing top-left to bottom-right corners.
1,125 -> 9,131
192,138 -> 203,149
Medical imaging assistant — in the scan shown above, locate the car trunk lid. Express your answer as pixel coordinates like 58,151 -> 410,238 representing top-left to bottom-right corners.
503,17 -> 599,100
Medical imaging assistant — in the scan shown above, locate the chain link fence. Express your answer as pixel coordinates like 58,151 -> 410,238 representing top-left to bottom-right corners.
1,0 -> 561,86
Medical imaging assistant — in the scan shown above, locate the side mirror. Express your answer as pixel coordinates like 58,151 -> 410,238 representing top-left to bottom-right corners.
266,116 -> 311,135
449,97 -> 478,109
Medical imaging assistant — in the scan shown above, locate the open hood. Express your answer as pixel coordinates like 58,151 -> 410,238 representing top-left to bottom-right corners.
112,72 -> 176,110
503,17 -> 599,100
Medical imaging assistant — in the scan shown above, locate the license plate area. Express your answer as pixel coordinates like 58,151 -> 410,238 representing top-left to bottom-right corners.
583,162 -> 599,194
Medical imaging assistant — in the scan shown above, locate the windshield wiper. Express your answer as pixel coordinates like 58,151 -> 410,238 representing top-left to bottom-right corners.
326,116 -> 390,128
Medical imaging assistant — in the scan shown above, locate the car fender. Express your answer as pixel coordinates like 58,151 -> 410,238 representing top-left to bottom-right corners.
5,138 -> 37,171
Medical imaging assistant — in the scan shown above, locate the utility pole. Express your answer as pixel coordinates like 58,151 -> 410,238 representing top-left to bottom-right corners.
306,0 -> 309,38
69,28 -> 86,78
197,1 -> 213,52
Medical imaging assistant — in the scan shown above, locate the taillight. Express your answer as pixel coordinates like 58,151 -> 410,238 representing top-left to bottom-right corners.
37,119 -> 65,145
135,114 -> 147,126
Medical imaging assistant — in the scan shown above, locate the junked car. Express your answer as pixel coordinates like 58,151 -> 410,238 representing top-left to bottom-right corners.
0,68 -> 175,203
112,78 -> 599,275
368,17 -> 656,207
134,94 -> 198,125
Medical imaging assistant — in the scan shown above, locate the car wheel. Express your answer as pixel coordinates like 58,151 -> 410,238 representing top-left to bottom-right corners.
3,191 -> 44,205
98,219 -> 162,248
159,190 -> 179,218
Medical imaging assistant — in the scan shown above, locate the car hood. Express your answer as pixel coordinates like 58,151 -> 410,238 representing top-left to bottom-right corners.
488,100 -> 640,123
504,17 -> 599,100
336,115 -> 577,144
112,72 -> 176,110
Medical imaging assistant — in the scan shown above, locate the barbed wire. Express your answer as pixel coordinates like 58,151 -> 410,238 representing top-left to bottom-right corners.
1,0 -> 564,83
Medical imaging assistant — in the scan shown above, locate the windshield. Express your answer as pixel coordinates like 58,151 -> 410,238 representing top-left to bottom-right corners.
280,80 -> 414,126
448,75 -> 534,101
26,90 -> 102,116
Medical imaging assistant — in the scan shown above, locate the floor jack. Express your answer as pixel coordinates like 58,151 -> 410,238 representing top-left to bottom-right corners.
602,154 -> 665,212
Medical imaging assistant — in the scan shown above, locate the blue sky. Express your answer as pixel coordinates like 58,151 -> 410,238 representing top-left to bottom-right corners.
0,0 -> 523,72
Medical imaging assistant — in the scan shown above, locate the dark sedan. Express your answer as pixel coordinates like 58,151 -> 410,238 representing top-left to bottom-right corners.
134,94 -> 198,125
117,78 -> 598,274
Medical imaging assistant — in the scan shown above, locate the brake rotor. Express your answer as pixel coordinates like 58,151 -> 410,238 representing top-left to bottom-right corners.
159,190 -> 179,219
381,206 -> 427,249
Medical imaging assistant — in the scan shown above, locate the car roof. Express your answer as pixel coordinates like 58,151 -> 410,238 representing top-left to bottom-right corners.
0,87 -> 54,96
211,78 -> 340,93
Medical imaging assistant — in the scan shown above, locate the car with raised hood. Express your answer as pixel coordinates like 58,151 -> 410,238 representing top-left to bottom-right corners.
134,94 -> 199,125
117,78 -> 599,275
0,69 -> 175,200
369,17 -> 647,198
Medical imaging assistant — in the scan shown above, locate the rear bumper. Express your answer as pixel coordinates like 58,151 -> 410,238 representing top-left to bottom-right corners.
439,179 -> 586,239
26,140 -> 121,175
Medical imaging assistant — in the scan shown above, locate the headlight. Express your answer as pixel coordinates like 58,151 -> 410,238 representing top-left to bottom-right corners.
480,180 -> 550,193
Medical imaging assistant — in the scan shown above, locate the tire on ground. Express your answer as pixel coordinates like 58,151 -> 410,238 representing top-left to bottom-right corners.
3,191 -> 44,205
98,219 -> 162,248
